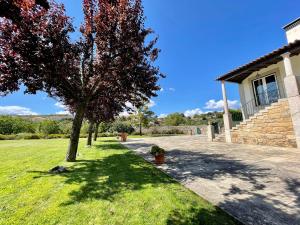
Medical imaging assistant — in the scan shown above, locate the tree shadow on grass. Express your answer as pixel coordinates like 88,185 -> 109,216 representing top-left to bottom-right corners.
28,143 -> 175,205
166,206 -> 242,225
94,142 -> 126,150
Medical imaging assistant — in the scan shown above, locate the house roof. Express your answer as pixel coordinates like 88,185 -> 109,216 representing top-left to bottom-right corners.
283,17 -> 300,31
216,40 -> 300,83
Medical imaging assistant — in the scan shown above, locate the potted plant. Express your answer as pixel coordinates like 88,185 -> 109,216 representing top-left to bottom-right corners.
112,122 -> 134,142
150,145 -> 166,164
119,132 -> 128,142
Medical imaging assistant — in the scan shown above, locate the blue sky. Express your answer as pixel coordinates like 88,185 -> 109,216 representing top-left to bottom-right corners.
1,0 -> 300,117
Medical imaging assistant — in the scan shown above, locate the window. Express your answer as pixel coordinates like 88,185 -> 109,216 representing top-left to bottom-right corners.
252,74 -> 279,106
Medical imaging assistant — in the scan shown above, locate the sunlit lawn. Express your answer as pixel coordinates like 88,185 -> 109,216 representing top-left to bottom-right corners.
0,138 -> 240,225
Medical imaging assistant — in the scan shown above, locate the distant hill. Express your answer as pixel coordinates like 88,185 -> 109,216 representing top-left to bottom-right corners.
16,114 -> 73,122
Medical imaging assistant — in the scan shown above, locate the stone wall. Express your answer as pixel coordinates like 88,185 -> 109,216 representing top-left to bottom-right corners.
231,99 -> 297,148
141,125 -> 207,135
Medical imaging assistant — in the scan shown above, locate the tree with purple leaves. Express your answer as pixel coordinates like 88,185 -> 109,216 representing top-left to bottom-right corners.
84,97 -> 124,147
0,0 -> 163,161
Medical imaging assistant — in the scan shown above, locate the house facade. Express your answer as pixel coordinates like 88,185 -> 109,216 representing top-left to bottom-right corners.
216,18 -> 300,148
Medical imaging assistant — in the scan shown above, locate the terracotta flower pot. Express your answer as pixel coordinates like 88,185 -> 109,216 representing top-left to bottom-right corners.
154,154 -> 165,164
120,132 -> 128,142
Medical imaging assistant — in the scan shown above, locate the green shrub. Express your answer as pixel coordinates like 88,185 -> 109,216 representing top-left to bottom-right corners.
0,133 -> 70,140
39,120 -> 61,135
58,119 -> 73,134
0,116 -> 36,135
99,133 -> 116,137
230,109 -> 243,122
110,122 -> 135,134
46,134 -> 66,139
80,121 -> 89,134
0,134 -> 16,140
80,134 -> 88,138
0,133 -> 42,140
98,122 -> 111,133
16,133 -> 42,140
150,128 -> 184,135
150,145 -> 165,156
64,134 -> 71,138
162,129 -> 184,135
23,134 -> 41,140
163,113 -> 186,126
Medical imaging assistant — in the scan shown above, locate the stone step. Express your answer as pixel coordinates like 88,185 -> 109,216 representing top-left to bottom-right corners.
229,99 -> 296,148
214,133 -> 225,142
233,100 -> 287,130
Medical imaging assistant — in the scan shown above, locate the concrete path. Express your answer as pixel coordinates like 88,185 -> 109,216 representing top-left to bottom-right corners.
123,136 -> 300,225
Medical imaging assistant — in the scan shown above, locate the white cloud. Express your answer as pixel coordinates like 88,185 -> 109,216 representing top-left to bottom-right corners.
184,108 -> 203,117
119,100 -> 156,117
125,101 -> 134,109
56,111 -> 70,115
169,88 -> 176,92
119,101 -> 135,117
158,113 -> 168,118
55,102 -> 66,109
204,99 -> 240,110
0,106 -> 38,115
119,111 -> 131,117
147,100 -> 156,108
55,102 -> 71,115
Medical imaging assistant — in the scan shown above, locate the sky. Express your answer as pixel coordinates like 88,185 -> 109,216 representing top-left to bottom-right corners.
1,0 -> 300,117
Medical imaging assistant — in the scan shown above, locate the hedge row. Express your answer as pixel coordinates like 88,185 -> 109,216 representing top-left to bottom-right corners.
0,133 -> 117,140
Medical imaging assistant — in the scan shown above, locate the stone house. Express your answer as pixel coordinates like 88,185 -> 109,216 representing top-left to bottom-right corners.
216,18 -> 300,148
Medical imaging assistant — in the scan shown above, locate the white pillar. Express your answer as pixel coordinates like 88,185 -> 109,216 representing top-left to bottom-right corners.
207,124 -> 215,142
239,84 -> 246,121
222,81 -> 230,114
221,81 -> 232,143
282,52 -> 300,148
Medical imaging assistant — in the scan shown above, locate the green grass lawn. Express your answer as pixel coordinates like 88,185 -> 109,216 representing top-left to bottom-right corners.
0,138 -> 240,225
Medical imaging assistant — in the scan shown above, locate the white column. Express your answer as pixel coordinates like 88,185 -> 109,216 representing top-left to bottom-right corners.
282,52 -> 300,148
222,81 -> 230,114
207,123 -> 215,142
221,81 -> 232,143
239,84 -> 246,121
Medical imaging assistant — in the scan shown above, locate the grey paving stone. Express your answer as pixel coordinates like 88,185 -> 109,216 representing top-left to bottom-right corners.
123,136 -> 300,225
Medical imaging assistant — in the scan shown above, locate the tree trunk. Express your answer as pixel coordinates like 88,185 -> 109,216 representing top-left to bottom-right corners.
94,122 -> 100,141
66,103 -> 86,162
87,121 -> 94,147
139,120 -> 142,136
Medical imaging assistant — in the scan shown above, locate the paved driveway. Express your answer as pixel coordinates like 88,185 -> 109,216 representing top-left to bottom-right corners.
123,136 -> 300,225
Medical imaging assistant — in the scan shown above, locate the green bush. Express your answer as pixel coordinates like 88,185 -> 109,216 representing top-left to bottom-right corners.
64,134 -> 71,138
58,119 -> 73,134
230,109 -> 243,122
0,116 -> 36,135
99,133 -> 117,137
150,128 -> 184,135
16,133 -> 42,140
80,134 -> 88,138
0,133 -> 42,140
39,120 -> 61,135
0,134 -> 17,140
23,134 -> 41,140
80,121 -> 89,134
98,122 -> 111,133
150,145 -> 165,156
110,122 -> 135,134
0,133 -> 72,140
163,113 -> 186,126
163,129 -> 184,135
46,134 -> 66,139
